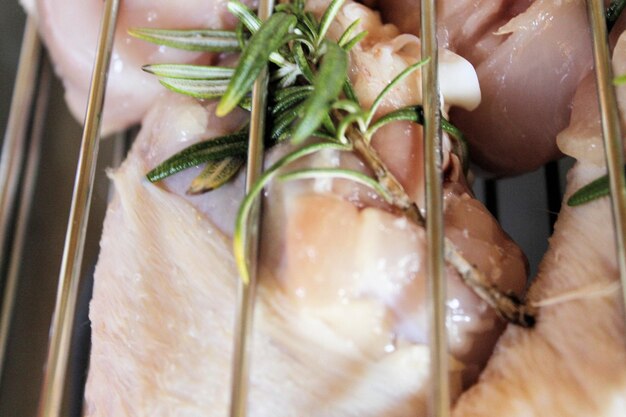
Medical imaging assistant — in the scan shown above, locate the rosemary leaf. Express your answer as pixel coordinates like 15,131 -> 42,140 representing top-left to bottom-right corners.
342,31 -> 368,51
293,0 -> 305,12
567,174 -> 612,207
146,132 -> 248,182
292,41 -> 348,143
227,0 -> 291,67
128,28 -> 239,52
143,64 -> 234,80
227,0 -> 262,32
366,105 -> 469,173
338,18 -> 361,47
331,99 -> 361,114
366,58 -> 429,126
217,12 -> 297,116
271,104 -> 304,142
615,73 -> 626,85
236,21 -> 248,50
158,77 -> 229,99
273,85 -> 314,102
187,157 -> 245,194
343,79 -> 359,103
271,87 -> 312,115
293,43 -> 315,82
317,0 -> 345,46
301,12 -> 320,40
234,142 -> 351,284
279,168 -> 394,203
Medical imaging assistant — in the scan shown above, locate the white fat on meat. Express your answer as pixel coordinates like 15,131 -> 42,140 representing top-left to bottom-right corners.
33,0 -> 253,135
452,31 -> 626,417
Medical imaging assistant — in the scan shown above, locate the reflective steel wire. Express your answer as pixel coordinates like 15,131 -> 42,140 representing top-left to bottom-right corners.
228,0 -> 274,415
586,0 -> 626,324
420,1 -> 450,416
37,0 -> 120,416
0,35 -> 49,384
0,18 -> 41,276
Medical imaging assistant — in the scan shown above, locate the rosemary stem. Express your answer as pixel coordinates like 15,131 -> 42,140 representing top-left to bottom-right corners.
342,115 -> 424,225
444,238 -> 536,327
341,114 -> 536,328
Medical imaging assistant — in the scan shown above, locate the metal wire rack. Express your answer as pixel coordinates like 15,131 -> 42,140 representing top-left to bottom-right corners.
0,1 -> 623,416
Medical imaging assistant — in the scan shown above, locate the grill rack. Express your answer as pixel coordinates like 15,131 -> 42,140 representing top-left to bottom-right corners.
0,1 -> 623,416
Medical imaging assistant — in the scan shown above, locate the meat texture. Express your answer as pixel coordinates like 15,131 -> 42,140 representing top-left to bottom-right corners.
33,0 -> 252,135
86,2 -> 528,415
452,32 -> 626,417
378,0 -> 593,175
87,95 -> 446,417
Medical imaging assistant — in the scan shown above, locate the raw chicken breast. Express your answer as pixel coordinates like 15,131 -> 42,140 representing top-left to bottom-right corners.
377,0 -> 593,175
452,32 -> 626,417
33,0 -> 251,135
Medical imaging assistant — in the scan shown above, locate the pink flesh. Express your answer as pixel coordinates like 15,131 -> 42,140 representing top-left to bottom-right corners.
378,0 -> 593,175
35,0 -> 253,135
452,31 -> 626,417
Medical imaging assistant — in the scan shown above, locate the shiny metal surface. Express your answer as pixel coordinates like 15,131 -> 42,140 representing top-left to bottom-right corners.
586,0 -> 626,323
37,0 -> 121,416
228,0 -> 274,415
420,0 -> 450,416
0,16 -> 42,380
0,54 -> 50,384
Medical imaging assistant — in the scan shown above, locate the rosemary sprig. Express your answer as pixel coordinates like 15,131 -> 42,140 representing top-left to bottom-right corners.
134,0 -> 534,326
217,12 -> 297,116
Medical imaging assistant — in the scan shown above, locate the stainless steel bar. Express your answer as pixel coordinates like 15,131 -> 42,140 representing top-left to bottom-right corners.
0,17 -> 41,268
228,0 -> 274,415
0,54 -> 50,385
586,0 -> 626,323
420,1 -> 450,416
37,0 -> 121,416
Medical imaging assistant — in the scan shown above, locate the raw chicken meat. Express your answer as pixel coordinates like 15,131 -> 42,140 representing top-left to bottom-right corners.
85,1 -> 529,414
87,95 -> 449,417
31,0 -> 252,135
452,31 -> 626,417
377,0 -> 594,175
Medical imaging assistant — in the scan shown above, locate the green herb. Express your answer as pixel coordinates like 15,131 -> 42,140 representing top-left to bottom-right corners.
132,0 -> 533,326
567,170 -> 624,207
146,132 -> 248,182
217,12 -> 297,116
127,28 -> 240,52
291,42 -> 348,143
188,157 -> 245,194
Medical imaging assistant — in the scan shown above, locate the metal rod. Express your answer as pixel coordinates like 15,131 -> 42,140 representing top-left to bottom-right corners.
37,0 -> 120,415
228,0 -> 274,415
0,17 -> 41,270
420,0 -> 450,416
586,0 -> 626,323
0,53 -> 50,385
